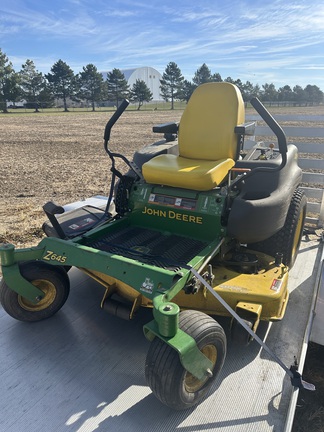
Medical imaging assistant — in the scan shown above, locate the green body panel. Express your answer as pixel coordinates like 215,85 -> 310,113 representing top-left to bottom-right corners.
0,238 -> 182,299
129,184 -> 226,241
0,228 -> 222,304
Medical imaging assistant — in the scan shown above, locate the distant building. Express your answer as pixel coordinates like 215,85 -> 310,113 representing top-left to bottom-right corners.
101,66 -> 163,101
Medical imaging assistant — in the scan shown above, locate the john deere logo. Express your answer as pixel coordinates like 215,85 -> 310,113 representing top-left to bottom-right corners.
141,278 -> 154,294
130,245 -> 150,254
142,206 -> 203,224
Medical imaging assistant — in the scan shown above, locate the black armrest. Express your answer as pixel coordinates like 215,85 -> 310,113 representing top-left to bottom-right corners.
43,201 -> 65,215
43,201 -> 66,239
235,122 -> 256,136
153,122 -> 179,134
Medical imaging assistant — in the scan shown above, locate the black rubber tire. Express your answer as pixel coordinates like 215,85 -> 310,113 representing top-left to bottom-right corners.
248,189 -> 307,268
0,261 -> 70,322
145,310 -> 226,410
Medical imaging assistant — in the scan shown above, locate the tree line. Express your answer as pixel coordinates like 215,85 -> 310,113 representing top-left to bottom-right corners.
0,48 -> 323,113
161,62 -> 324,109
0,49 -> 153,113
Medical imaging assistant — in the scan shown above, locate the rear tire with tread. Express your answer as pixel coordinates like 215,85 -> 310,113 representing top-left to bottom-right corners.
248,188 -> 307,268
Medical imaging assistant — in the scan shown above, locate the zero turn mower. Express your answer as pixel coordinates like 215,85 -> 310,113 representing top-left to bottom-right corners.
0,83 -> 307,409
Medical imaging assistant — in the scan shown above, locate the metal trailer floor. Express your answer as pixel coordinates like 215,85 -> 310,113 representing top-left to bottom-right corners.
0,237 -> 321,432
310,245 -> 324,346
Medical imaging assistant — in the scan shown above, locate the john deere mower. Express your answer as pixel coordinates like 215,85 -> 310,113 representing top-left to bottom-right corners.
0,83 -> 308,409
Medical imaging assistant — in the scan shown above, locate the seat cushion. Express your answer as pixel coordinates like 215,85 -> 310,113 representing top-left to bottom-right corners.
142,154 -> 235,191
178,82 -> 245,161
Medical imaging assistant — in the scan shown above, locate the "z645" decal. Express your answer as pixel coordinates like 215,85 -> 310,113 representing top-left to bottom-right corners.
43,250 -> 67,263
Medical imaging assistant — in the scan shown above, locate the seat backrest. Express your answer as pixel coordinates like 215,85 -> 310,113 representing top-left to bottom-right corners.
178,82 -> 245,161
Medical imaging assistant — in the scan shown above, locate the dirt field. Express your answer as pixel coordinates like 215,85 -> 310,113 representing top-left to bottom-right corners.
0,109 -> 183,247
0,105 -> 323,430
1,104 -> 324,248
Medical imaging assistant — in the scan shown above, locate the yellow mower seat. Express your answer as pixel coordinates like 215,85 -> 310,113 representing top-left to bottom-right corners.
142,82 -> 245,191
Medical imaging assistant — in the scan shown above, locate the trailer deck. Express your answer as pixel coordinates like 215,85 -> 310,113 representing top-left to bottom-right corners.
0,235 -> 321,432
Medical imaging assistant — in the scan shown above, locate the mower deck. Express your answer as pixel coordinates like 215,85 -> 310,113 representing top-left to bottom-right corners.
0,236 -> 320,432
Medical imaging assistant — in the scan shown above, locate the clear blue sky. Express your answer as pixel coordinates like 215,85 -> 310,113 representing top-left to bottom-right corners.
1,0 -> 324,90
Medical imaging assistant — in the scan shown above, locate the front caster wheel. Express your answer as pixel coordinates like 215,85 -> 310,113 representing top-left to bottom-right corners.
231,318 -> 253,346
0,261 -> 70,322
145,310 -> 227,410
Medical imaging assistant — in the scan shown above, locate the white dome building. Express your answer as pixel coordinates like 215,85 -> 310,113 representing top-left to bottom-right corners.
102,66 -> 162,101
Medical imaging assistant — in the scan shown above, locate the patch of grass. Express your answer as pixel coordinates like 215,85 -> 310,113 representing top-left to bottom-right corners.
2,100 -> 188,115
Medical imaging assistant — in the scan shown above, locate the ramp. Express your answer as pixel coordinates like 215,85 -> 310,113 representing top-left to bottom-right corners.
0,236 -> 321,432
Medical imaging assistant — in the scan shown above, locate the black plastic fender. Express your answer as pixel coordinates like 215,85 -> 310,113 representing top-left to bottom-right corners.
227,145 -> 302,243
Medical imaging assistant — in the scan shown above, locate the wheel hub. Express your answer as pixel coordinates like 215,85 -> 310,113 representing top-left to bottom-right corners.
184,344 -> 217,393
18,279 -> 57,311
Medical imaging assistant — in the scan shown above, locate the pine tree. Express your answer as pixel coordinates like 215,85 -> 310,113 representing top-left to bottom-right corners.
241,81 -> 260,101
78,64 -> 105,111
0,49 -> 20,113
130,79 -> 153,110
293,85 -> 306,105
304,84 -> 324,105
180,79 -> 196,103
37,83 -> 55,109
261,83 -> 278,101
160,62 -> 184,109
45,60 -> 78,112
212,72 -> 222,82
106,68 -> 129,108
19,59 -> 46,112
193,63 -> 212,86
